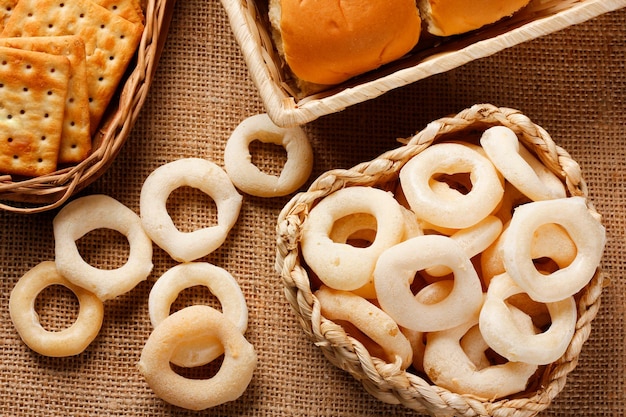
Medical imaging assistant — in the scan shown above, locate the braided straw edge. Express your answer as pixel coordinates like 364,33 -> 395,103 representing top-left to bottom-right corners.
0,0 -> 177,214
275,103 -> 605,417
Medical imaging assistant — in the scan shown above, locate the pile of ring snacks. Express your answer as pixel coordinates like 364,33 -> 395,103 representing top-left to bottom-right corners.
9,158 -> 259,411
276,103 -> 606,417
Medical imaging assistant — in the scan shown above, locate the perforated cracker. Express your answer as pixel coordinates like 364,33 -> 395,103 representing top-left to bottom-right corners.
1,0 -> 144,133
0,0 -> 17,33
0,36 -> 92,164
93,0 -> 145,25
0,46 -> 70,177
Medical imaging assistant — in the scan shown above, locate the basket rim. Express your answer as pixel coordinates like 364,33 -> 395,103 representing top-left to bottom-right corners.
224,0 -> 626,127
0,0 -> 177,214
275,104 -> 605,417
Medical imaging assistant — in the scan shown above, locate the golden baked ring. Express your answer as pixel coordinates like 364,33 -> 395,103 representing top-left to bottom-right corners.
399,142 -> 504,229
9,261 -> 104,357
138,305 -> 257,411
300,186 -> 405,296
53,194 -> 154,301
148,262 -> 248,368
140,158 -> 243,262
224,113 -> 313,197
374,234 -> 483,332
503,196 -> 606,302
479,272 -> 577,365
315,286 -> 413,369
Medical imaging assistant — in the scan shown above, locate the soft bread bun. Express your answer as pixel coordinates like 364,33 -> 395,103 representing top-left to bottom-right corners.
418,0 -> 532,36
269,0 -> 421,86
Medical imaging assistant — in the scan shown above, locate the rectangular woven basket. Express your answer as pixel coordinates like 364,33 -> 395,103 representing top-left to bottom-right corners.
223,0 -> 626,128
0,0 -> 176,214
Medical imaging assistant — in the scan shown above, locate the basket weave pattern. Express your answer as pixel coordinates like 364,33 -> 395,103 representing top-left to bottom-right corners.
0,0 -> 175,214
275,104 -> 604,417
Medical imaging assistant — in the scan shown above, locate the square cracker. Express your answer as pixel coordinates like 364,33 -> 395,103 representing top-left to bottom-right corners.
1,0 -> 144,134
0,36 -> 92,164
0,46 -> 70,177
0,0 -> 17,33
93,0 -> 145,25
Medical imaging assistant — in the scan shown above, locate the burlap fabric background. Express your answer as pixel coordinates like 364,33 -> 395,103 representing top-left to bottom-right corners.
0,0 -> 624,415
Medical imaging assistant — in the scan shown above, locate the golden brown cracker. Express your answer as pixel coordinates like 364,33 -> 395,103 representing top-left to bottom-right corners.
0,36 -> 92,164
0,0 -> 17,33
1,0 -> 144,134
93,0 -> 144,25
0,46 -> 70,177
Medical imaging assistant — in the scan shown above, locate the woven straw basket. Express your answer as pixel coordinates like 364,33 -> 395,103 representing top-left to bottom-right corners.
275,104 -> 604,417
0,0 -> 176,214
224,0 -> 626,127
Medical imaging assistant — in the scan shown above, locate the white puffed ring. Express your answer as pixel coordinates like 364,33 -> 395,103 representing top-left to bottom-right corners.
140,158 -> 243,263
315,286 -> 413,369
148,262 -> 248,368
224,113 -> 313,197
426,215 -> 502,277
9,261 -> 104,357
424,313 -> 538,399
399,142 -> 504,229
53,194 -> 154,301
138,305 -> 257,411
479,272 -> 577,365
374,234 -> 483,332
503,197 -> 605,302
480,126 -> 566,201
301,186 -> 405,296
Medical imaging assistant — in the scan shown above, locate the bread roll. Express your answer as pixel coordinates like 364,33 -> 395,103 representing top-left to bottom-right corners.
418,0 -> 532,36
269,0 -> 421,87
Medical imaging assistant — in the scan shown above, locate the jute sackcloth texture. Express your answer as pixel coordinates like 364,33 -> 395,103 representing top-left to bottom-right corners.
0,0 -> 624,415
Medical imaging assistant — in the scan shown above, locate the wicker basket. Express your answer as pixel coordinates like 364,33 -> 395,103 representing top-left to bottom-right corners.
224,0 -> 626,127
275,104 -> 605,417
0,0 -> 176,214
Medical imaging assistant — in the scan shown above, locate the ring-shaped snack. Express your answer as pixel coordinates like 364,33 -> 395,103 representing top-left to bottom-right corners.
140,158 -> 243,262
426,215 -> 502,277
148,262 -> 248,368
503,197 -> 605,302
301,186 -> 405,295
315,286 -> 413,369
424,313 -> 538,399
374,234 -> 483,332
9,261 -> 104,357
53,194 -> 154,301
138,305 -> 257,411
479,272 -> 577,365
480,126 -> 566,201
399,142 -> 504,229
224,113 -> 313,197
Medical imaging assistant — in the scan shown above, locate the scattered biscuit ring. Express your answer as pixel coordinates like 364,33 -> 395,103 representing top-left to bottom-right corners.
479,272 -> 577,365
374,234 -> 483,332
301,186 -> 405,295
140,158 -> 243,262
9,261 -> 104,357
138,305 -> 257,411
480,126 -> 566,201
224,113 -> 313,197
148,262 -> 249,368
399,142 -> 504,229
424,314 -> 538,399
503,197 -> 605,302
315,286 -> 413,369
53,194 -> 154,301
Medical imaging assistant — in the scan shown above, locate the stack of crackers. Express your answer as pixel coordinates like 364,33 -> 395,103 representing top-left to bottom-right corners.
0,0 -> 144,177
